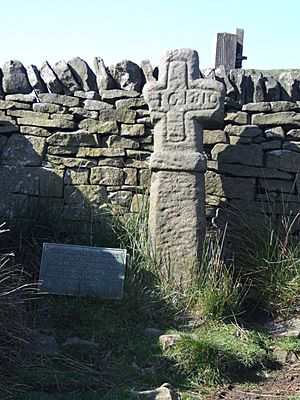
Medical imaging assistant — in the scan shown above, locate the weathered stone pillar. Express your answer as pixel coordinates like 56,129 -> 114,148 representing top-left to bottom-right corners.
142,49 -> 224,281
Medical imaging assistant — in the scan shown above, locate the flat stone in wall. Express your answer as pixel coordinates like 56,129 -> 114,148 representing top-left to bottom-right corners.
211,143 -> 263,166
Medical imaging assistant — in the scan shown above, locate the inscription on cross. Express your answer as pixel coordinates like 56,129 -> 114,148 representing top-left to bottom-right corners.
142,49 -> 224,153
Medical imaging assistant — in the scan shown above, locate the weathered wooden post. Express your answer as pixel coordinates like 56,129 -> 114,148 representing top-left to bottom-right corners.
235,28 -> 246,69
142,49 -> 225,282
215,28 -> 247,70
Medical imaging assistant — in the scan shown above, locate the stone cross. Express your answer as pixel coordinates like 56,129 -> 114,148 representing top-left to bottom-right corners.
142,49 -> 224,282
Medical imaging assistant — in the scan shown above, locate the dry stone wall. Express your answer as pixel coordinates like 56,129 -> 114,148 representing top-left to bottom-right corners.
205,101 -> 300,232
0,56 -> 299,236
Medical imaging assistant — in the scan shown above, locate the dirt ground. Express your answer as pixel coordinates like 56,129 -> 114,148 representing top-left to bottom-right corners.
205,361 -> 300,400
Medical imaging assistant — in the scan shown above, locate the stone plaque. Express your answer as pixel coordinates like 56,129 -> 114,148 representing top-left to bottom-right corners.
39,243 -> 126,299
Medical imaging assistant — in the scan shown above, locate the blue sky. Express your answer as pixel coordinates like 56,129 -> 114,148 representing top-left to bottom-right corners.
1,0 -> 299,71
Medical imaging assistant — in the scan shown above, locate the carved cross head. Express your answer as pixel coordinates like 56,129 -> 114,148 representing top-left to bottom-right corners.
142,49 -> 225,144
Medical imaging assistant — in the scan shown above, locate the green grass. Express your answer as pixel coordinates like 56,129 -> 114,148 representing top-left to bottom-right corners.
229,212 -> 300,319
9,294 -> 174,399
14,388 -> 135,400
113,205 -> 247,323
275,336 -> 300,354
1,204 -> 300,399
165,323 -> 275,389
186,228 -> 247,321
245,69 -> 300,80
15,394 -> 101,400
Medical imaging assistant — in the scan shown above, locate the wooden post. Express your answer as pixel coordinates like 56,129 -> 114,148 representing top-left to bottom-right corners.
235,28 -> 246,68
215,28 -> 247,70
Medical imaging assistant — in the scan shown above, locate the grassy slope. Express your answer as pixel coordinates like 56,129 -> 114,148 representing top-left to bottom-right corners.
2,209 -> 299,400
10,297 -> 299,400
244,69 -> 300,79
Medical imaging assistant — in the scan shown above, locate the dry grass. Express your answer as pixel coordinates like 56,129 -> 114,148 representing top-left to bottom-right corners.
0,223 -> 36,397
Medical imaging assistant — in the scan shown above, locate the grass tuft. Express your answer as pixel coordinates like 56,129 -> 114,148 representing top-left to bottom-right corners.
231,212 -> 300,319
165,323 -> 274,387
187,227 -> 248,321
0,223 -> 34,397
